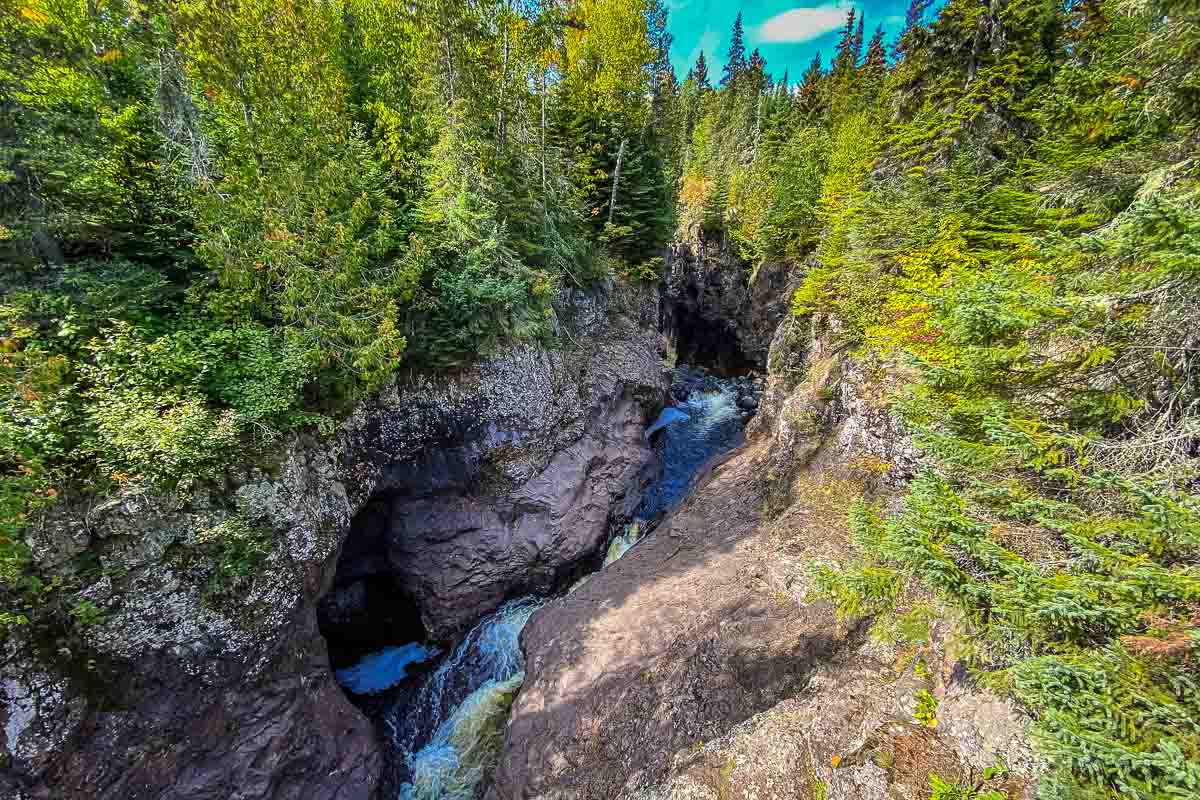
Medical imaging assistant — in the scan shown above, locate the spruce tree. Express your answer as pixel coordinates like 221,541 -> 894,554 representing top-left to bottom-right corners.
721,12 -> 747,89
864,25 -> 887,76
688,51 -> 711,91
794,50 -> 826,123
832,9 -> 857,74
852,13 -> 865,67
747,48 -> 768,92
895,0 -> 930,58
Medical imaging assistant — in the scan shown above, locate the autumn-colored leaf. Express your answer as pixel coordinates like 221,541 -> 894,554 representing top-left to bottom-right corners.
20,6 -> 49,24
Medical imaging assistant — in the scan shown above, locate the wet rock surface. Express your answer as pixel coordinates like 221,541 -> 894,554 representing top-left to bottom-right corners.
668,366 -> 763,422
0,285 -> 665,800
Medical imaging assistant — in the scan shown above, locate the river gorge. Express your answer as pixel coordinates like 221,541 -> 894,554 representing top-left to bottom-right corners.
2,243 -> 1039,800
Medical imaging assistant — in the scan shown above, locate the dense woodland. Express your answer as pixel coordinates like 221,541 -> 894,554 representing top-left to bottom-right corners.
2,1 -> 1200,797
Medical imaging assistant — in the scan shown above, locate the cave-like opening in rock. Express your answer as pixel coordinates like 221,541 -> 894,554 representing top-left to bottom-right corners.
672,299 -> 758,376
318,498 -> 427,672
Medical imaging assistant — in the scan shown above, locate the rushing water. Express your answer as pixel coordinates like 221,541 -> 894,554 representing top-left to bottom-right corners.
387,597 -> 543,799
635,383 -> 745,522
333,373 -> 750,799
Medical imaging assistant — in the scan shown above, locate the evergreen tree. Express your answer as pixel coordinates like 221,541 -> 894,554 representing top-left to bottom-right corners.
688,51 -> 711,91
793,50 -> 826,123
863,25 -> 887,77
852,13 -> 865,67
904,0 -> 930,31
832,9 -> 857,74
721,11 -> 747,88
747,48 -> 768,92
895,0 -> 930,57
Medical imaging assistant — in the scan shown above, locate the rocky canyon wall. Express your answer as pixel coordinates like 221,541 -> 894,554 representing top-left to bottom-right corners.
0,285 -> 668,800
488,274 -> 1041,800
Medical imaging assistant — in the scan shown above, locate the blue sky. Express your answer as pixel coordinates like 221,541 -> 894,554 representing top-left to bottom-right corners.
666,1 -> 924,84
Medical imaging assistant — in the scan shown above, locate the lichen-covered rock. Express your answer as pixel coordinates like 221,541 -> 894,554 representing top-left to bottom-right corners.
1,285 -> 666,799
748,313 -> 919,487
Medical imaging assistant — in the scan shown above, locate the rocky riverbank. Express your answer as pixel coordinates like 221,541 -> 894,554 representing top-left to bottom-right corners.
486,292 -> 1040,800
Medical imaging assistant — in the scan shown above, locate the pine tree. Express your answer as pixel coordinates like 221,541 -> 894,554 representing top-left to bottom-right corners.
864,25 -> 887,76
721,11 -> 747,89
832,9 -> 857,74
852,13 -> 865,67
747,48 -> 768,91
688,51 -> 711,91
895,0 -> 930,58
794,50 -> 826,123
904,0 -> 930,31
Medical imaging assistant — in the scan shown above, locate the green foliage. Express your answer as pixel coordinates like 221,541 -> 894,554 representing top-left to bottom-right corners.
928,773 -> 1004,800
914,688 -> 939,728
1,0 -> 675,647
68,600 -> 104,627
196,513 -> 273,602
811,560 -> 902,621
741,1 -> 1200,797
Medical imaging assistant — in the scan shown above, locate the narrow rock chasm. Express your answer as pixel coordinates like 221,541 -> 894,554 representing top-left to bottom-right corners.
313,356 -> 761,799
671,298 -> 759,376
317,498 -> 428,671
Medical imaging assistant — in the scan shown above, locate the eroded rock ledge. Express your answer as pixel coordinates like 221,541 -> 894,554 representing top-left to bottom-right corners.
488,312 -> 1039,800
1,285 -> 667,800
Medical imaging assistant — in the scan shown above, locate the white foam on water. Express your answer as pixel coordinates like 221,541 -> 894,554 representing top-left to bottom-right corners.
391,597 -> 543,799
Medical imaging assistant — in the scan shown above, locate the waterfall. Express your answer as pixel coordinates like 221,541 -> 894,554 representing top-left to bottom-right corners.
399,674 -> 524,800
644,406 -> 691,439
636,386 -> 744,521
602,384 -> 744,567
603,520 -> 644,566
389,597 -> 543,800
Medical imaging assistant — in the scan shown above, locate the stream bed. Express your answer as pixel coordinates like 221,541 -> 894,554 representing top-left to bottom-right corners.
333,367 -> 759,798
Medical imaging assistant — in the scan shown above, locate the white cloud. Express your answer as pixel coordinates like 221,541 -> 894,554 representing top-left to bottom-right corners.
684,28 -> 721,71
756,4 -> 851,44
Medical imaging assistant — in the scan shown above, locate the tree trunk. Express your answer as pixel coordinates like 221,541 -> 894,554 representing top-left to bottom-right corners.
751,90 -> 763,163
497,7 -> 509,154
541,71 -> 548,201
608,137 -> 628,225
443,33 -> 456,108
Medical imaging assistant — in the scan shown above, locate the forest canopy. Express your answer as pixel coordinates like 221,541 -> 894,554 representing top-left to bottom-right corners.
0,0 -> 677,577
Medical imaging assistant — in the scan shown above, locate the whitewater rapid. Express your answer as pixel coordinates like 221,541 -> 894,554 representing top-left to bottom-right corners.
332,377 -> 748,798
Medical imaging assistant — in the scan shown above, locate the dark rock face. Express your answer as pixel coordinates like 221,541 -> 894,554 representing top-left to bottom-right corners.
1,285 -> 667,800
665,234 -> 797,372
3,606 -> 380,800
322,380 -> 659,644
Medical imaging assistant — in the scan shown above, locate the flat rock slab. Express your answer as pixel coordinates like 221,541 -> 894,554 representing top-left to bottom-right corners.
489,442 -> 858,799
